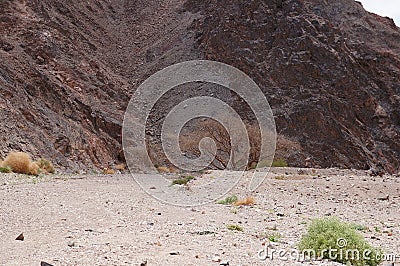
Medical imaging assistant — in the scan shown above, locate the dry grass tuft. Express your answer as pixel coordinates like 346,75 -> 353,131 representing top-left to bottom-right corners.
2,152 -> 54,176
157,166 -> 171,173
3,152 -> 33,174
103,168 -> 116,175
234,197 -> 255,206
28,162 -> 39,176
0,165 -> 12,173
36,158 -> 55,174
115,164 -> 126,171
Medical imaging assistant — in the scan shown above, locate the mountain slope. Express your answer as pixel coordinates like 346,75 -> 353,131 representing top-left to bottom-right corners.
0,0 -> 399,172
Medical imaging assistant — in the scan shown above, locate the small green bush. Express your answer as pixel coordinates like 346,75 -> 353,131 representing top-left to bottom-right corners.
171,176 -> 195,185
271,158 -> 288,167
268,234 -> 281,243
352,224 -> 368,232
299,217 -> 382,266
227,224 -> 243,232
0,166 -> 12,173
36,158 -> 55,174
217,195 -> 238,205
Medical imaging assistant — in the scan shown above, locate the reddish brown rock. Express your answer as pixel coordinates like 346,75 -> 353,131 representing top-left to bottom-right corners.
0,0 -> 398,173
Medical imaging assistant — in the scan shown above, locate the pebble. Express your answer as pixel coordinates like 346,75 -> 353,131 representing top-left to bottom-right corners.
212,256 -> 221,262
377,195 -> 390,201
15,233 -> 24,241
40,262 -> 54,266
169,252 -> 180,255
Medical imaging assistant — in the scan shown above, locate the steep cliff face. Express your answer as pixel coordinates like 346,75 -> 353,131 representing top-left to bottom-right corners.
0,0 -> 197,170
182,0 -> 400,172
0,0 -> 399,172
0,0 -> 129,170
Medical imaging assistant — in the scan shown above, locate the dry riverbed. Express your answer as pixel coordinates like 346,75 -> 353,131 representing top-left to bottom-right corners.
0,168 -> 399,265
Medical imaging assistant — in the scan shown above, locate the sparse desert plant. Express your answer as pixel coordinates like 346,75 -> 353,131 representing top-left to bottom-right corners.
274,175 -> 288,180
171,176 -> 195,186
153,114 -> 300,171
28,162 -> 39,176
352,224 -> 368,232
268,234 -> 281,243
233,197 -> 255,206
0,165 -> 12,173
3,152 -> 34,175
271,158 -> 288,167
36,158 -> 55,174
217,195 -> 238,205
226,224 -> 243,232
115,164 -> 126,171
196,230 -> 215,236
157,166 -> 171,173
299,217 -> 382,266
103,168 -> 116,175
180,118 -> 274,170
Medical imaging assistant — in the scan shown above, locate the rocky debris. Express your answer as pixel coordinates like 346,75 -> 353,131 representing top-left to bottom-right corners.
169,251 -> 180,256
40,262 -> 54,266
15,233 -> 24,241
212,255 -> 221,262
0,169 -> 399,265
377,195 -> 390,201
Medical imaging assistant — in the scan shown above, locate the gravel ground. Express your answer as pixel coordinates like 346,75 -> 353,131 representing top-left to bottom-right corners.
0,168 -> 399,266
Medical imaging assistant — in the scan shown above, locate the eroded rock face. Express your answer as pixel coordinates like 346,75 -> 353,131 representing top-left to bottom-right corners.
0,0 -> 129,170
0,0 -> 399,172
182,0 -> 400,172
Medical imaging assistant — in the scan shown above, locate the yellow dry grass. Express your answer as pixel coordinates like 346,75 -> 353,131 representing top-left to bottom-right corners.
115,164 -> 126,171
36,158 -> 55,174
103,168 -> 116,175
233,197 -> 255,206
28,162 -> 39,176
157,166 -> 171,173
3,152 -> 32,174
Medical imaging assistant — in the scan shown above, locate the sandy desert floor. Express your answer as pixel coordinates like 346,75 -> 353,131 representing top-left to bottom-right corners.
0,168 -> 399,266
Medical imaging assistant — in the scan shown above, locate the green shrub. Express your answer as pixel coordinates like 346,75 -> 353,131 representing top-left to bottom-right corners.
217,195 -> 238,205
227,224 -> 243,232
0,166 -> 12,173
171,176 -> 195,185
36,158 -> 55,174
352,224 -> 368,232
299,217 -> 382,266
271,158 -> 288,167
268,234 -> 281,243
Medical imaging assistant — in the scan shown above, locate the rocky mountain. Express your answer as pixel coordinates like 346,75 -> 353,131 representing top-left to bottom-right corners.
0,0 -> 399,173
